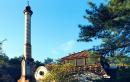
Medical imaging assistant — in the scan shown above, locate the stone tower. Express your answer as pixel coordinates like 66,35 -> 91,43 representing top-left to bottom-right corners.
18,2 -> 34,82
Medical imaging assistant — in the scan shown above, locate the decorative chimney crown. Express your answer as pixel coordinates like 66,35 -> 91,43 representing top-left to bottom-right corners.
24,1 -> 33,15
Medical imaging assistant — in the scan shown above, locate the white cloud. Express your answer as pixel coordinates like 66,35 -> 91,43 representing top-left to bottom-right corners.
50,40 -> 76,55
51,49 -> 57,54
61,40 -> 75,51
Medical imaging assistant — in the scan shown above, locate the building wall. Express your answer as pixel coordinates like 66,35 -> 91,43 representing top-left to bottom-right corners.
64,57 -> 100,66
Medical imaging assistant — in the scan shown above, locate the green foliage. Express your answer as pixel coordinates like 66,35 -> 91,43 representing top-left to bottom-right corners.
0,54 -> 9,65
107,55 -> 130,66
78,0 -> 130,56
0,56 -> 21,82
44,57 -> 54,65
0,42 -> 9,65
42,64 -> 75,82
8,57 -> 21,65
0,54 -> 43,82
35,60 -> 44,68
96,68 -> 130,82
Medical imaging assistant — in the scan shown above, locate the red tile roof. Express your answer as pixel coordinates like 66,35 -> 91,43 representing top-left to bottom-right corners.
61,50 -> 90,60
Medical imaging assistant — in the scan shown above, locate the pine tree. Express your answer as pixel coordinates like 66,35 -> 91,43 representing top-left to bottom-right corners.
78,0 -> 130,57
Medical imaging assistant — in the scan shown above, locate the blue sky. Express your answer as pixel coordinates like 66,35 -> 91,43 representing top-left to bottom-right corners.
0,0 -> 105,62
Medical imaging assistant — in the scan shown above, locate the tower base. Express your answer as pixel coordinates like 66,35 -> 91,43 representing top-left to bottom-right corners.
18,76 -> 29,82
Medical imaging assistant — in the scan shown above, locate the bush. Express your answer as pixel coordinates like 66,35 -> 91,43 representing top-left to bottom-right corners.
41,64 -> 75,82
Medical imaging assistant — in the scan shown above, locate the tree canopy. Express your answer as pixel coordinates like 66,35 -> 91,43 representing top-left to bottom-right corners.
78,0 -> 130,56
44,57 -> 54,65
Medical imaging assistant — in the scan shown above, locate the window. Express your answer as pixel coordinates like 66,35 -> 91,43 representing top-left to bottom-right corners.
77,58 -> 85,66
69,60 -> 75,66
